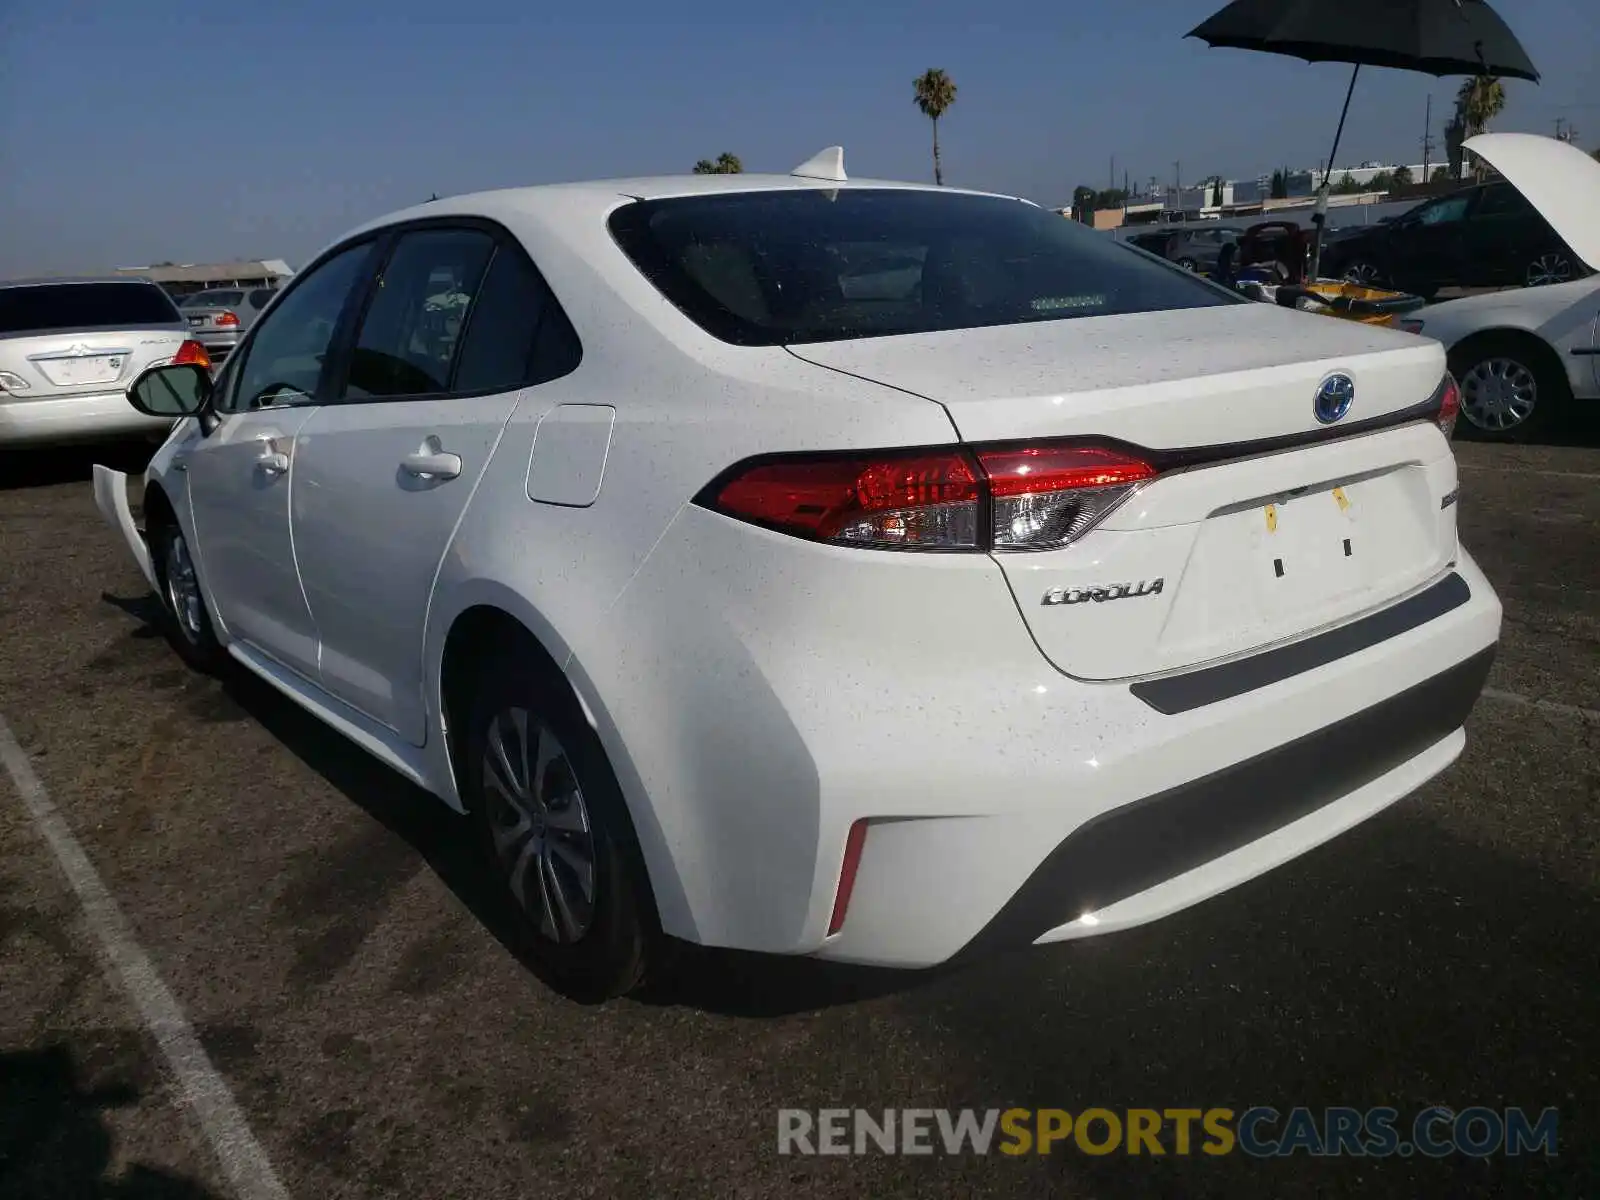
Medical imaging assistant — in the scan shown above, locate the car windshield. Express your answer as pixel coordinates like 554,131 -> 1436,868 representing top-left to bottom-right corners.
608,188 -> 1238,346
0,282 -> 180,334
183,290 -> 245,307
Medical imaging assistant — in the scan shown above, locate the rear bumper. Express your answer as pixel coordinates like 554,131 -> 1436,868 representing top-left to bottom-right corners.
957,644 -> 1493,960
0,391 -> 174,447
580,503 -> 1503,969
192,331 -> 240,363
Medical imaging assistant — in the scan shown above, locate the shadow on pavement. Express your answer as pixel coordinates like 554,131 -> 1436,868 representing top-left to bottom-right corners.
0,1044 -> 223,1198
0,442 -> 156,492
212,656 -> 933,1014
88,601 -> 939,1016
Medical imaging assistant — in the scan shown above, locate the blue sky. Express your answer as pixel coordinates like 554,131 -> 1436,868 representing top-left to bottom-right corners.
2,0 -> 1596,276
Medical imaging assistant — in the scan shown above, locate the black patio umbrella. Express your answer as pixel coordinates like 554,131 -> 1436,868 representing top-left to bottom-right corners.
1187,0 -> 1540,277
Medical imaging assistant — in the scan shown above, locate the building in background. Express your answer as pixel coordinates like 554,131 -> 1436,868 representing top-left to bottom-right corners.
111,259 -> 294,300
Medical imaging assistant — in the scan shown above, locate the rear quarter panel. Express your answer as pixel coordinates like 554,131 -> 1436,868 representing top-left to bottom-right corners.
420,208 -> 961,933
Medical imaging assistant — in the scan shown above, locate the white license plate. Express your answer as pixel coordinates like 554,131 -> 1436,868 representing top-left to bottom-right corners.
188,315 -> 207,326
39,355 -> 124,386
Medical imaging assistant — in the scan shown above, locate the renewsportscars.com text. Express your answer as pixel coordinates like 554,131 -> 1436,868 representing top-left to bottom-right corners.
777,1106 -> 1559,1158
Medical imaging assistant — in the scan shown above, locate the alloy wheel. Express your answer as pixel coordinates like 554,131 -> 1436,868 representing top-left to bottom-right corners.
1343,262 -> 1382,286
1460,356 -> 1538,433
1526,253 -> 1573,287
481,707 -> 597,943
163,533 -> 204,644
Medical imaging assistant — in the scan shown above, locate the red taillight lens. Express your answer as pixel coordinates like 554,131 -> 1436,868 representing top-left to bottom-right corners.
707,442 -> 1156,552
711,451 -> 982,549
172,340 -> 212,368
214,310 -> 240,327
977,445 -> 1157,550
1436,373 -> 1460,439
828,819 -> 869,936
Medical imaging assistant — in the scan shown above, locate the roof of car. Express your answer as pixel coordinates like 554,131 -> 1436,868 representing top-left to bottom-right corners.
0,275 -> 164,289
343,173 -> 1025,242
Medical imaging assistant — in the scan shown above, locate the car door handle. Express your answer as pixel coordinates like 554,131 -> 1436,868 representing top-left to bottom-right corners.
401,450 -> 462,480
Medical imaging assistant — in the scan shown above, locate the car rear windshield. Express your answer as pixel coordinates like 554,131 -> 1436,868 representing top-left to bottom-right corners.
608,188 -> 1239,346
184,290 -> 245,306
0,282 -> 180,334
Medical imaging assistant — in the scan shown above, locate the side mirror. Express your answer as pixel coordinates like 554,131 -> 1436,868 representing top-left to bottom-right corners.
127,363 -> 213,419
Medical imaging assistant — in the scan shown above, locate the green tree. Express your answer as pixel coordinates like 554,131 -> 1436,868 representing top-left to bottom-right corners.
1209,176 -> 1224,206
1269,169 -> 1289,200
1331,171 -> 1363,195
1072,185 -> 1097,220
692,152 -> 744,175
1390,165 -> 1413,189
1454,76 -> 1506,180
1431,165 -> 1452,182
913,68 -> 958,186
1454,76 -> 1506,138
1094,188 -> 1128,209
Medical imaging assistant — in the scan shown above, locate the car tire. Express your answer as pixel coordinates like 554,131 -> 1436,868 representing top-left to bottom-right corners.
1525,251 -> 1576,288
1342,261 -> 1384,287
1449,333 -> 1569,443
463,650 -> 656,1002
149,518 -> 227,674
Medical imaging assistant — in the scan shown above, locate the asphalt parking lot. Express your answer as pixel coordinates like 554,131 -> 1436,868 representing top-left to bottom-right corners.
2,431 -> 1597,1200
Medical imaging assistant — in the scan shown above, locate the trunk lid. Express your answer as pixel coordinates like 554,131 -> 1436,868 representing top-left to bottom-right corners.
790,303 -> 1459,680
0,328 -> 187,399
1462,132 -> 1600,273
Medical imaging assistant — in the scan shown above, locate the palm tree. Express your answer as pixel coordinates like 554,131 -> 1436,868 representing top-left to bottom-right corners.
692,152 -> 744,175
1454,76 -> 1506,180
913,69 -> 958,186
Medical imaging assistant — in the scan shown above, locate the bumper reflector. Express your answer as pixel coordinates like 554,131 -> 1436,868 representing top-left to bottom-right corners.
828,819 -> 870,936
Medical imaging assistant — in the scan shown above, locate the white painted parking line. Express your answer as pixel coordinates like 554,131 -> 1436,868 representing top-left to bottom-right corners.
1481,688 -> 1600,723
0,714 -> 290,1200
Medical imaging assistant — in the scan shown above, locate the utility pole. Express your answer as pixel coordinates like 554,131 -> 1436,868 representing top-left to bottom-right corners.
1420,94 -> 1434,187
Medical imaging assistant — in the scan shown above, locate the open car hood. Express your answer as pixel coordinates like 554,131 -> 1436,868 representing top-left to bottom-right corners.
1464,133 -> 1600,273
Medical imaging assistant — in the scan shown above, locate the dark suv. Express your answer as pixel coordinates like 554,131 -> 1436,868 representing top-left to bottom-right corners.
1321,181 -> 1586,298
1124,226 -> 1240,273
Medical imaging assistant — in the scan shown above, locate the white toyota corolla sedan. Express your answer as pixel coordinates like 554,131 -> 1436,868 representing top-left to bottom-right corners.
95,147 -> 1502,1000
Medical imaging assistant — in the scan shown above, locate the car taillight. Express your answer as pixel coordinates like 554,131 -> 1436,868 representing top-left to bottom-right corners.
704,441 -> 1157,552
1435,372 -> 1460,439
976,444 -> 1157,550
215,310 -> 240,327
172,340 -> 212,368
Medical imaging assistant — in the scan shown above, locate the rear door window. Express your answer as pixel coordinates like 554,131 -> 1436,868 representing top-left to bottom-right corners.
341,228 -> 496,399
451,246 -> 582,393
0,282 -> 180,334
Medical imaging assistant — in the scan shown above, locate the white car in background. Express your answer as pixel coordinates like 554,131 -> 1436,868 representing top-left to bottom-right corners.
94,147 -> 1500,1001
1404,134 -> 1600,441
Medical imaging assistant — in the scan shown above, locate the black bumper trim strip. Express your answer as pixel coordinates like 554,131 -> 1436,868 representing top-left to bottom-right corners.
955,645 -> 1495,962
1130,572 -> 1471,715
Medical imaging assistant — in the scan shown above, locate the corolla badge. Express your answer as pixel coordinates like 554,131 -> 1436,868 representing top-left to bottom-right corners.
1314,373 -> 1355,424
1042,579 -> 1164,606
